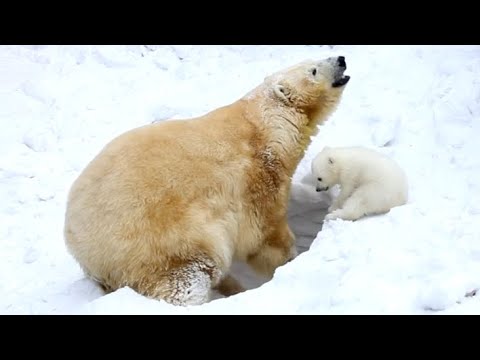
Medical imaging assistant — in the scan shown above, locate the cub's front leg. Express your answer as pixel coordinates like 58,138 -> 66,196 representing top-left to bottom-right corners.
328,185 -> 354,212
247,221 -> 297,279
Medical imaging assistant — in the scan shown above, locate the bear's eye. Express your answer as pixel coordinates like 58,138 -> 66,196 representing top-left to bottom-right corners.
317,177 -> 322,181
311,68 -> 317,76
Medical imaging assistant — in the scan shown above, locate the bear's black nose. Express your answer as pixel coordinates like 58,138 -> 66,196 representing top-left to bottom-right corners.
337,56 -> 346,68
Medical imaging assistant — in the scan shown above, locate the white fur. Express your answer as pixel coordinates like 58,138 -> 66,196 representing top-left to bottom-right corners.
311,146 -> 408,221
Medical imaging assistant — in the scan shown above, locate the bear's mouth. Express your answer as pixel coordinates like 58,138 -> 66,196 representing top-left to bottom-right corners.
316,186 -> 329,192
332,75 -> 350,88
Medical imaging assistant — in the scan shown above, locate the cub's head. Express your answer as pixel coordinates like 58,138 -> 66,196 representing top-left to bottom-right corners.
265,56 -> 350,125
311,146 -> 339,191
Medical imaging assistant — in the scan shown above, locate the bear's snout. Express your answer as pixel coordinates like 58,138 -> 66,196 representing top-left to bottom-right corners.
332,56 -> 350,88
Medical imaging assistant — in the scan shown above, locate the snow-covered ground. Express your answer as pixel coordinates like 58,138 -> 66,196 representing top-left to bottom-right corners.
1,45 -> 480,315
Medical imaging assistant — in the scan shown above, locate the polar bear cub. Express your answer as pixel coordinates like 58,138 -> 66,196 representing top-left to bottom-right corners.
311,146 -> 408,221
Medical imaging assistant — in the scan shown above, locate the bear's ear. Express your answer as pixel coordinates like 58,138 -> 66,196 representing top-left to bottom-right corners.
328,157 -> 334,164
273,83 -> 292,103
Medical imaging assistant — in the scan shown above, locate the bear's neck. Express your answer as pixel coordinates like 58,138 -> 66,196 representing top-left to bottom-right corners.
244,94 -> 319,178
269,115 -> 315,177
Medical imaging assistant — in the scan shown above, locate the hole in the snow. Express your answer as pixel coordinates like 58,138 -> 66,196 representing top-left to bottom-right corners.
211,183 -> 329,301
465,289 -> 477,298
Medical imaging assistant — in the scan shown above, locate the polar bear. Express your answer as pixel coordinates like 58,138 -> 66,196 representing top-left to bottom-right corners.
312,146 -> 408,221
64,56 -> 351,306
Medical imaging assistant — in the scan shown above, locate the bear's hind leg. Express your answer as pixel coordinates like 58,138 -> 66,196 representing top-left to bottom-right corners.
134,255 -> 223,306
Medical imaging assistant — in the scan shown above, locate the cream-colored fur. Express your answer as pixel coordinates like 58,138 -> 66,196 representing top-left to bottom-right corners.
64,56 -> 350,306
312,146 -> 408,221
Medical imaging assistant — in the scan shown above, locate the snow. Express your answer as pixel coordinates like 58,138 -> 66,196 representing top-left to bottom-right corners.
1,45 -> 480,315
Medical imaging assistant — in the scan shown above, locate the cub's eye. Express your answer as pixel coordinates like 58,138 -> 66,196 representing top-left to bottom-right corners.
312,68 -> 317,76
317,177 -> 322,181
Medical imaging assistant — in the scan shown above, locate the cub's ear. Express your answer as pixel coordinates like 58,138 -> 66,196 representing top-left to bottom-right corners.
273,83 -> 292,103
328,157 -> 334,164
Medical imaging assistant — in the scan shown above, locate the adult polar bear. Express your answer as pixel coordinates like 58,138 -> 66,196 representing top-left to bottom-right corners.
64,56 -> 351,306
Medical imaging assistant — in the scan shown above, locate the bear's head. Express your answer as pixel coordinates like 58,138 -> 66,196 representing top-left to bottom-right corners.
311,146 -> 339,191
265,56 -> 350,128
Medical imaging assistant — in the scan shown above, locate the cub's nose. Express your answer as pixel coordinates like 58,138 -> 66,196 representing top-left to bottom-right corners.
337,56 -> 346,68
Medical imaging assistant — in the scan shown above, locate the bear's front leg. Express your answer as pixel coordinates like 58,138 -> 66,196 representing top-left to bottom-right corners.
325,188 -> 368,221
328,185 -> 354,212
247,221 -> 297,279
213,274 -> 246,297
